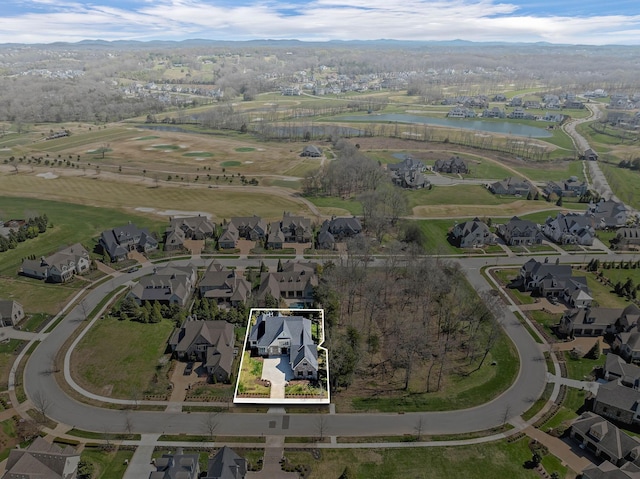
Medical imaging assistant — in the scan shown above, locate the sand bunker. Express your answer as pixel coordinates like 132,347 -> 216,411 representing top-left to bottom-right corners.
134,207 -> 212,219
36,172 -> 59,179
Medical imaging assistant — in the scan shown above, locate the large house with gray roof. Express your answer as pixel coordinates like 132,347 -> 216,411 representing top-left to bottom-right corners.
488,177 -> 533,196
570,412 -> 640,466
449,218 -> 495,248
518,259 -> 591,307
248,313 -> 318,379
20,243 -> 90,283
543,212 -> 595,246
588,199 -> 629,229
128,263 -> 197,307
496,216 -> 544,246
433,156 -> 468,174
4,437 -> 80,479
99,223 -> 158,262
542,177 -> 588,198
612,227 -> 640,250
0,299 -> 24,327
257,269 -> 318,304
169,320 -> 235,382
593,380 -> 640,427
228,216 -> 267,242
150,447 -> 200,479
604,353 -> 640,389
559,307 -> 624,337
316,216 -> 362,250
199,261 -> 251,307
168,215 -> 215,240
204,446 -> 247,479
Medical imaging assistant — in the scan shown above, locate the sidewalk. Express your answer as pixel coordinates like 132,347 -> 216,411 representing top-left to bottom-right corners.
122,434 -> 159,479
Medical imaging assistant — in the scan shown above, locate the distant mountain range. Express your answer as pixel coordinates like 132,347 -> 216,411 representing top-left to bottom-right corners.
0,38 -> 633,50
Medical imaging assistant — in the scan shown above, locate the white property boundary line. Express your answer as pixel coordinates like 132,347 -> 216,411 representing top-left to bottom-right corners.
234,308 -> 330,405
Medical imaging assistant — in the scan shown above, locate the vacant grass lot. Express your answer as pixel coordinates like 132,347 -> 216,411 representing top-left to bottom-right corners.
284,438 -> 567,479
408,188 -> 560,218
0,176 -> 314,222
585,274 -> 631,308
306,196 -> 363,216
599,266 -> 640,286
0,276 -> 79,314
600,162 -> 640,210
80,448 -> 134,479
72,315 -> 175,398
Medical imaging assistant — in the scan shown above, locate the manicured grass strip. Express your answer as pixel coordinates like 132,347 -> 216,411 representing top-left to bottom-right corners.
152,144 -> 182,150
284,438 -> 566,479
221,161 -> 242,167
234,148 -> 255,152
67,429 -> 141,441
183,151 -> 214,157
521,383 -> 554,421
306,196 -> 363,216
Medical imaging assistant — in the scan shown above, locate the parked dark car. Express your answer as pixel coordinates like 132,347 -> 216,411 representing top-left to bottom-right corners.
184,362 -> 194,375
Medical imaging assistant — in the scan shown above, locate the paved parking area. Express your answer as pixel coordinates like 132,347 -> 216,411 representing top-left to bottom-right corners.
261,356 -> 294,400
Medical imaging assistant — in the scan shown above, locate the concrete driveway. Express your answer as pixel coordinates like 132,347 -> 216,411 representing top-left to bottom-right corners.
261,356 -> 294,400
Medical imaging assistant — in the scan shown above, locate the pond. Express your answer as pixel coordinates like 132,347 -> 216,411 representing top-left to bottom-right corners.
337,113 -> 553,138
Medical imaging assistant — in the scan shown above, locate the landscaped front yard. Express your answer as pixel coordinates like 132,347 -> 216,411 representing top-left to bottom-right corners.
71,315 -> 175,399
237,351 -> 270,397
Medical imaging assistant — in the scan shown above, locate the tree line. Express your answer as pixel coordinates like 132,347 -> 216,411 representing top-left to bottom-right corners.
314,240 -> 502,393
0,215 -> 49,253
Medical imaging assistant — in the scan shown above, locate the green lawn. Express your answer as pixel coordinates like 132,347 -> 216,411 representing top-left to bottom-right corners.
284,438 -> 566,479
72,315 -> 175,398
585,274 -> 631,308
406,185 -> 518,209
0,339 -> 24,389
599,163 -> 640,210
514,160 -> 585,182
306,196 -> 363,216
0,196 -> 164,277
599,266 -> 640,286
563,350 -> 606,381
0,276 -> 79,314
528,310 -> 561,335
19,313 -> 51,332
183,151 -> 214,157
405,219 -> 459,255
80,448 -> 135,479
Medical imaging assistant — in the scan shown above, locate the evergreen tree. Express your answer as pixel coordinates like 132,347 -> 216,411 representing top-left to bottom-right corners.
585,340 -> 601,360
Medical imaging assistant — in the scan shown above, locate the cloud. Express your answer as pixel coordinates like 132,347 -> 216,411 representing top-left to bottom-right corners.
0,0 -> 639,44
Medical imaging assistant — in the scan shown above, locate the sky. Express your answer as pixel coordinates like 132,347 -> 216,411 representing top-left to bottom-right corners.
1,0 -> 640,45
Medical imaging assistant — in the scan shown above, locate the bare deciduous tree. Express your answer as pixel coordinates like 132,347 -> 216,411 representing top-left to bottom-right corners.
32,391 -> 51,424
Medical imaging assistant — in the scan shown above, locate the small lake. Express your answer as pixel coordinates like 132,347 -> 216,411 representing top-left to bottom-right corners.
337,114 -> 553,138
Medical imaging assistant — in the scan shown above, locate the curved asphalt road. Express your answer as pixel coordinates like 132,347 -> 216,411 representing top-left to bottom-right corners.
25,254 -> 622,436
